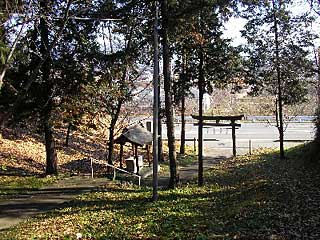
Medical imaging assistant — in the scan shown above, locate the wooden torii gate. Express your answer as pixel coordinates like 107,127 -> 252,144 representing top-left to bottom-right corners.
191,115 -> 244,157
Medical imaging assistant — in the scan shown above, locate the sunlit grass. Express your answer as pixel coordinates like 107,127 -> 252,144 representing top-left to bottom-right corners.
0,175 -> 58,196
1,144 -> 319,239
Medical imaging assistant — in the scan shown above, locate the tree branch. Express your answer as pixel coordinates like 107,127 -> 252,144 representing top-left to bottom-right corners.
0,0 -> 33,92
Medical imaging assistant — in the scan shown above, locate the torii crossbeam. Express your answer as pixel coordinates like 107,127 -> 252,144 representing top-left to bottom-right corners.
191,115 -> 244,157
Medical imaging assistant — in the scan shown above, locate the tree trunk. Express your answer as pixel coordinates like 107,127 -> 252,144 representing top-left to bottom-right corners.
198,48 -> 204,186
107,121 -> 116,166
161,0 -> 177,189
44,112 -> 58,175
180,51 -> 187,155
272,0 -> 285,160
107,101 -> 122,168
317,48 -> 320,106
65,123 -> 72,147
152,1 -> 160,201
180,95 -> 186,155
158,115 -> 164,162
316,48 -> 320,143
40,0 -> 57,175
119,144 -> 124,169
158,85 -> 164,163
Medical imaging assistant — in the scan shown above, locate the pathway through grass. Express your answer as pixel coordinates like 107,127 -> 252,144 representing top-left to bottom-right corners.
1,145 -> 319,239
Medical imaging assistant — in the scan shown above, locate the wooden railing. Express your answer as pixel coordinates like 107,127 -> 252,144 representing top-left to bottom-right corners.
89,158 -> 141,187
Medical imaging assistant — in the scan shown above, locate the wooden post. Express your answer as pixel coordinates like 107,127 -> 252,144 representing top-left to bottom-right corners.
90,157 -> 93,178
119,144 -> 124,169
134,144 -> 139,174
193,137 -> 196,152
113,168 -> 116,181
232,121 -> 236,157
249,139 -> 252,155
147,145 -> 151,166
65,123 -> 72,147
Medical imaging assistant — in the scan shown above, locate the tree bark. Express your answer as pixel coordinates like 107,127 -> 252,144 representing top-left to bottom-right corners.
44,110 -> 58,175
161,0 -> 177,189
152,1 -> 160,201
65,123 -> 72,147
107,100 -> 122,168
107,121 -> 116,166
119,144 -> 124,169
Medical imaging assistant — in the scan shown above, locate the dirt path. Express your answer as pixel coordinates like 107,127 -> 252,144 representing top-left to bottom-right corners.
0,176 -> 113,230
0,149 -> 231,231
143,148 -> 231,187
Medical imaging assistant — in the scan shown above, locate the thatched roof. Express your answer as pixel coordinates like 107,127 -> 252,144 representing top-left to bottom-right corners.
114,125 -> 152,146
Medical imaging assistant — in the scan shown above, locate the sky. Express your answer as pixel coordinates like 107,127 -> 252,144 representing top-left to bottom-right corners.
223,2 -> 320,47
223,17 -> 247,46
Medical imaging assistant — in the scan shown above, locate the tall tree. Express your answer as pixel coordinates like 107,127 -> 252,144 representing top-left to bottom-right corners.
1,0 -> 100,174
241,0 -> 315,159
173,39 -> 196,155
307,0 -> 320,145
39,0 -> 58,174
173,50 -> 188,155
176,0 -> 240,185
95,0 -> 151,166
161,0 -> 177,189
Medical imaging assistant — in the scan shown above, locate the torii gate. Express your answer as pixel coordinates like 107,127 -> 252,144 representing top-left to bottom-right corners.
191,115 -> 244,157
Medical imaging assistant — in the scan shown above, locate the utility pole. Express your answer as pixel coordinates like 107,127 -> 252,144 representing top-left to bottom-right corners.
198,9 -> 204,186
152,0 -> 159,202
317,48 -> 320,106
198,49 -> 204,186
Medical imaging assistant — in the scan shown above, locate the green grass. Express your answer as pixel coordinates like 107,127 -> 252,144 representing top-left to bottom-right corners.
175,144 -> 197,167
1,144 -> 320,239
177,153 -> 197,167
0,175 -> 58,196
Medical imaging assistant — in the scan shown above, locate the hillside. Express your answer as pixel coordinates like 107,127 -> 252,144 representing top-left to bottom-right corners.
0,126 -> 115,177
1,136 -> 320,239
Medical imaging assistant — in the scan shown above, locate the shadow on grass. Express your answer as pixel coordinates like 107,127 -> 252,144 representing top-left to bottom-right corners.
72,145 -> 320,238
2,144 -> 320,239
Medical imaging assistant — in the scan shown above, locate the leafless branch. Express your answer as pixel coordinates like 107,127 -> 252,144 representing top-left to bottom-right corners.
53,16 -> 121,21
0,0 -> 33,91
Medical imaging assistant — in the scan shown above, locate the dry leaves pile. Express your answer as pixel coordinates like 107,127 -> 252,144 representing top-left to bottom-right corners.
0,126 -> 109,176
0,131 -> 46,175
0,125 -> 149,178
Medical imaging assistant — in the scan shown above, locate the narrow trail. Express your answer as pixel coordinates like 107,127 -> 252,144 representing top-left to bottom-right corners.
142,148 -> 232,187
0,176 -> 113,230
0,149 -> 232,231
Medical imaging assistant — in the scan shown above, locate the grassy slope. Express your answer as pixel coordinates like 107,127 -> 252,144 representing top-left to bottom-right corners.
0,125 -> 123,195
0,145 -> 319,240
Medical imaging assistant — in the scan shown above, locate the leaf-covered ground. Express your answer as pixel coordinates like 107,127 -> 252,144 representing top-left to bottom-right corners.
0,125 -> 132,191
1,145 -> 319,240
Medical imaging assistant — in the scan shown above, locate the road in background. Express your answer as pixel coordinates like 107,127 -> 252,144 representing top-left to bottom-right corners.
162,122 -> 314,156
